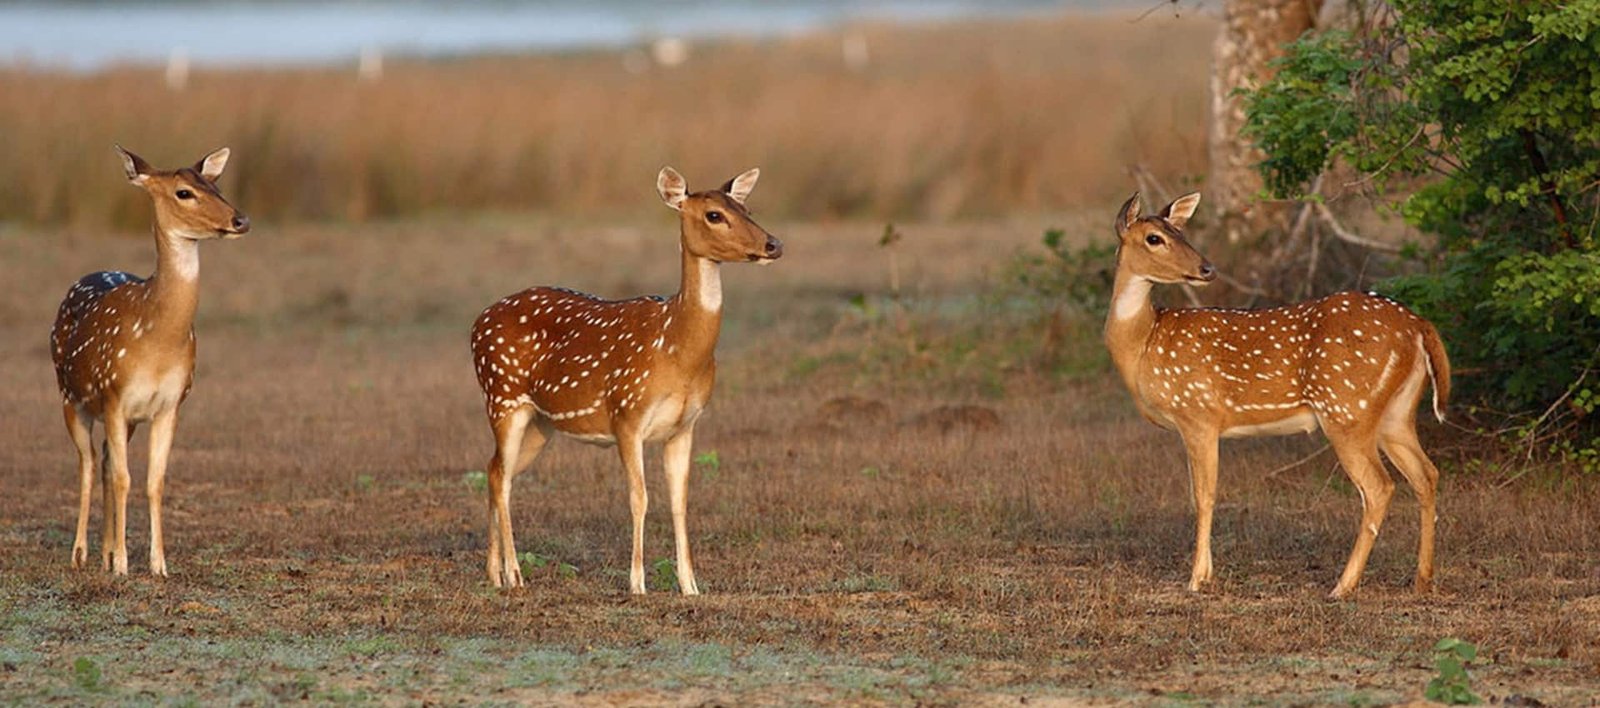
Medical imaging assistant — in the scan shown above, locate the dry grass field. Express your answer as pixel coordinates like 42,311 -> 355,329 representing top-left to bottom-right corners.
0,13 -> 1211,228
2,210 -> 1598,704
2,11 -> 1599,707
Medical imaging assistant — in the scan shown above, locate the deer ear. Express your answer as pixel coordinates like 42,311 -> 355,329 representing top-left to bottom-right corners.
115,144 -> 152,185
721,168 -> 760,205
1162,192 -> 1201,228
657,166 -> 687,211
196,147 -> 230,181
1114,192 -> 1141,234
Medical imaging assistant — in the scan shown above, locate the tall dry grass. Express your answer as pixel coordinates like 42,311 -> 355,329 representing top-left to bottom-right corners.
0,12 -> 1213,228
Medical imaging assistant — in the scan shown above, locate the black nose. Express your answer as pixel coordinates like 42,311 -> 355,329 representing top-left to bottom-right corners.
764,237 -> 783,258
231,215 -> 250,233
1198,262 -> 1216,280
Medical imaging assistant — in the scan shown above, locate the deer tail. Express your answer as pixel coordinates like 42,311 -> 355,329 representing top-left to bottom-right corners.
1419,322 -> 1452,423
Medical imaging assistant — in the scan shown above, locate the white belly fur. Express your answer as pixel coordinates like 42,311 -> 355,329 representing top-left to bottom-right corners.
638,394 -> 702,443
551,394 -> 705,447
120,367 -> 189,422
561,431 -> 619,447
1221,409 -> 1319,438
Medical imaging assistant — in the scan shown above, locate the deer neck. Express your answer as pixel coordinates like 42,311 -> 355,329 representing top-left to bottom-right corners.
665,247 -> 723,367
1104,266 -> 1158,392
144,223 -> 202,340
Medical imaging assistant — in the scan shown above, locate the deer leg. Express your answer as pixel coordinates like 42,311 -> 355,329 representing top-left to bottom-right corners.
1178,427 -> 1221,591
64,405 -> 95,569
663,425 -> 700,596
102,412 -> 133,576
1379,424 -> 1440,594
506,420 -> 548,580
1327,427 -> 1395,600
146,408 -> 178,577
100,438 -> 113,567
617,431 -> 649,595
486,408 -> 533,588
515,419 -> 552,474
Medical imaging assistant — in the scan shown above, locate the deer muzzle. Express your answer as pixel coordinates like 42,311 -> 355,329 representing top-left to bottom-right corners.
1186,261 -> 1216,284
222,214 -> 251,238
754,235 -> 783,264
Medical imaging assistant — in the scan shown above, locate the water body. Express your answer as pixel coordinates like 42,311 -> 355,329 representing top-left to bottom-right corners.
0,0 -> 1134,71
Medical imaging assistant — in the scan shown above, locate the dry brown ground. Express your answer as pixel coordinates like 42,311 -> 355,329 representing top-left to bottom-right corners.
1,216 -> 1598,704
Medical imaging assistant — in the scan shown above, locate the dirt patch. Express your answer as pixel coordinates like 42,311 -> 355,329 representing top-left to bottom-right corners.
904,404 -> 1002,433
805,395 -> 896,433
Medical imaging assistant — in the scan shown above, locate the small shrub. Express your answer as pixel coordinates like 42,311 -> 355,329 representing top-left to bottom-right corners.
650,558 -> 678,592
71,656 -> 103,692
1002,228 -> 1118,317
517,551 -> 548,578
517,552 -> 578,581
992,228 -> 1117,375
693,451 -> 721,476
1425,637 -> 1481,705
461,470 -> 488,493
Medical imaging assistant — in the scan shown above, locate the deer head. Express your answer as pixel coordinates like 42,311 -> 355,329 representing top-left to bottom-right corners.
1113,192 -> 1214,285
658,167 -> 782,264
117,145 -> 250,241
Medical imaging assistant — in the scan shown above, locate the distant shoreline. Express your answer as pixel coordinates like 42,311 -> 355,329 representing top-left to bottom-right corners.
0,0 -> 1137,72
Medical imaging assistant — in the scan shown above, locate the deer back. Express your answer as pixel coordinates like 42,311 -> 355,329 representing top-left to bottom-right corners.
1141,291 -> 1448,434
472,287 -> 709,440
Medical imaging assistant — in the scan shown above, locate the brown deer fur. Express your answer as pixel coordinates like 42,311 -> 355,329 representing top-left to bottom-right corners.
51,145 -> 249,576
1103,192 -> 1450,599
471,167 -> 782,592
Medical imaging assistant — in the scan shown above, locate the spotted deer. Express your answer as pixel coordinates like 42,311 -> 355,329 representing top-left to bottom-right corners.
472,167 -> 782,592
1104,192 -> 1451,599
51,145 -> 250,576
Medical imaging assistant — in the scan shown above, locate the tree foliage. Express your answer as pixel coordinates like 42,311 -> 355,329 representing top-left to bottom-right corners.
1243,0 -> 1600,464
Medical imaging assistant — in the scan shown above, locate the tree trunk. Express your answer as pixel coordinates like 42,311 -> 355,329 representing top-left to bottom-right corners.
1208,0 -> 1324,243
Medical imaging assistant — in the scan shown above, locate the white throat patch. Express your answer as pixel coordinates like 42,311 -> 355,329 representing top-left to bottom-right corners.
164,238 -> 201,281
697,258 -> 722,311
1112,276 -> 1151,321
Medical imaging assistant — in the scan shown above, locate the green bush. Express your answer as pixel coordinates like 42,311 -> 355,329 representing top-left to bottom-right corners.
1243,0 -> 1600,464
1425,637 -> 1482,705
994,228 -> 1118,376
1003,228 -> 1118,318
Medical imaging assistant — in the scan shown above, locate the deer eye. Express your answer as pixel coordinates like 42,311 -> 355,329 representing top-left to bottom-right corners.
1144,233 -> 1163,246
175,189 -> 195,200
705,211 -> 724,224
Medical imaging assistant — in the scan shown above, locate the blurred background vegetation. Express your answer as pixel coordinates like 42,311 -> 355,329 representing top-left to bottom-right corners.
1240,0 -> 1600,471
0,9 -> 1209,228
